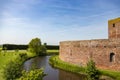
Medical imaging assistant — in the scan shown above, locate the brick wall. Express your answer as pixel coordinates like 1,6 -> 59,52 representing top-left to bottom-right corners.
59,39 -> 120,71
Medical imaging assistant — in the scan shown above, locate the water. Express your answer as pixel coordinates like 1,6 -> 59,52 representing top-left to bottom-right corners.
23,56 -> 86,80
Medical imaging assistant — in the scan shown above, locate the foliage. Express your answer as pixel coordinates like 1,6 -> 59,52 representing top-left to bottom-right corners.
3,44 -> 28,50
28,38 -> 47,56
3,59 -> 23,80
38,45 -> 47,56
0,50 -> 36,80
46,45 -> 59,50
86,59 -> 100,80
2,52 -> 28,80
19,53 -> 28,61
43,43 -> 47,46
19,68 -> 46,80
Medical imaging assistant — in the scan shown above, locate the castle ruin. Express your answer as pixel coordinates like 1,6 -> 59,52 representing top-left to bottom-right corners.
59,18 -> 120,71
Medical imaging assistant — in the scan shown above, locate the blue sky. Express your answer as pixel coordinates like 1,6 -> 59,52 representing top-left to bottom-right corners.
0,0 -> 120,45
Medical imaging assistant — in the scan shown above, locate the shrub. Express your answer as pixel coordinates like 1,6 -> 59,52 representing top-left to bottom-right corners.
86,59 -> 100,80
19,68 -> 46,80
3,59 -> 23,80
19,53 -> 28,61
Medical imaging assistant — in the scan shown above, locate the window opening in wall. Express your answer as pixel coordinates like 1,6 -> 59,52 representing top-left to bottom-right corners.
104,46 -> 106,48
113,23 -> 115,27
110,53 -> 115,62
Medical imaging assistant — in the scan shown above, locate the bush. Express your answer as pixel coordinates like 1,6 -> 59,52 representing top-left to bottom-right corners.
3,53 -> 28,80
19,68 -> 46,80
86,59 -> 100,80
3,59 -> 23,80
19,53 -> 28,61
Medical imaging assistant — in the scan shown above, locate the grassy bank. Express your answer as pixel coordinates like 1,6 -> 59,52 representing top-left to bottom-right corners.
49,55 -> 120,80
49,55 -> 86,74
99,69 -> 120,80
0,49 -> 58,80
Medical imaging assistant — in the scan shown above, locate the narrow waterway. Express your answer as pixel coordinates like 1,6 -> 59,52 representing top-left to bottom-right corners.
23,56 -> 86,80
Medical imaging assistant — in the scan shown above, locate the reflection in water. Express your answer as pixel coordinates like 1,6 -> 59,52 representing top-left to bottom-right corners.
23,56 -> 86,80
59,70 -> 86,80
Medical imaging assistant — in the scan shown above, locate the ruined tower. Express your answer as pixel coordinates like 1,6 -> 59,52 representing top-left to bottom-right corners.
108,18 -> 120,39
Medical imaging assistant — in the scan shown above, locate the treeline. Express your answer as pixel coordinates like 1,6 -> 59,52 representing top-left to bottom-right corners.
2,44 -> 59,50
46,45 -> 59,50
2,44 -> 28,50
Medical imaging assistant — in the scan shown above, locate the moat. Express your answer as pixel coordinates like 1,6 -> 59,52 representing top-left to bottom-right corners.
23,56 -> 86,80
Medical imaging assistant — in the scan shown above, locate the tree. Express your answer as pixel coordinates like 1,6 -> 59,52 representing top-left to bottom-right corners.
44,43 -> 47,46
28,38 -> 46,56
86,59 -> 100,80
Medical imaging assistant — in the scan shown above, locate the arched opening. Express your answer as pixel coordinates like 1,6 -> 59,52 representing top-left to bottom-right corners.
110,53 -> 115,62
113,23 -> 115,27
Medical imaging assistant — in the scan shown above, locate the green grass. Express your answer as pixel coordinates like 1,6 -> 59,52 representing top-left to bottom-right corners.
0,49 -> 58,80
99,69 -> 120,80
49,55 -> 86,74
49,55 -> 120,80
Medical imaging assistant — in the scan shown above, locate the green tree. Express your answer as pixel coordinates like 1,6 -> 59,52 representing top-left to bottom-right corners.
86,59 -> 100,80
40,45 -> 47,55
28,38 -> 46,56
44,43 -> 47,46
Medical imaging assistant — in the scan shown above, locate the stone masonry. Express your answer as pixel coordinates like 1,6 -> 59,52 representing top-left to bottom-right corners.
59,18 -> 120,71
